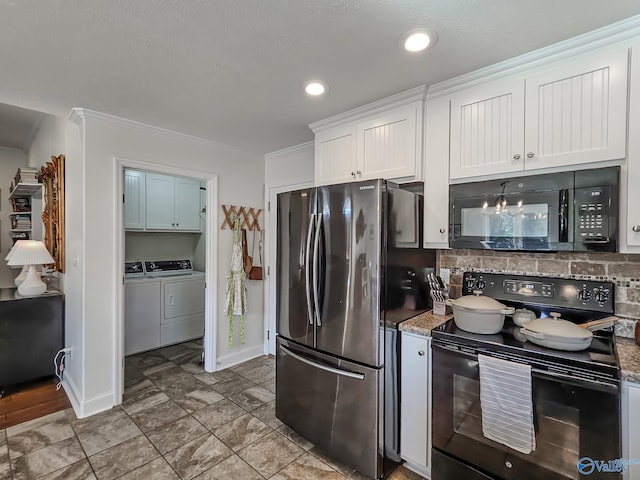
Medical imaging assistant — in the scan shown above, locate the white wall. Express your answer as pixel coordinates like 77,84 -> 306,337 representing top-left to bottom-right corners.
0,146 -> 27,287
125,232 -> 201,263
263,141 -> 314,354
68,110 -> 264,416
265,141 -> 315,187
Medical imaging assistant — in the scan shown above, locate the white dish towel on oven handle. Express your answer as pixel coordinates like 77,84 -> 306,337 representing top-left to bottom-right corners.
478,354 -> 536,454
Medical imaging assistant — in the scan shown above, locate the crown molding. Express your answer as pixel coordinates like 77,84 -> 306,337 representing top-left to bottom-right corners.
67,108 -> 249,155
427,14 -> 640,100
264,141 -> 313,161
309,85 -> 427,133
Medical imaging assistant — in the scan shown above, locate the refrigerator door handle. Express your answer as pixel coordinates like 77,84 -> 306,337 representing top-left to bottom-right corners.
305,213 -> 316,325
313,212 -> 323,327
280,345 -> 365,381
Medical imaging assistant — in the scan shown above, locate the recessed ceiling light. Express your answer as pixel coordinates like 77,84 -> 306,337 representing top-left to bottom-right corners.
401,29 -> 438,53
303,81 -> 328,96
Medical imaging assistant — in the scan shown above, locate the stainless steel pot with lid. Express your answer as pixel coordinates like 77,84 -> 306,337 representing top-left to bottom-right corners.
446,291 -> 515,334
520,312 -> 593,351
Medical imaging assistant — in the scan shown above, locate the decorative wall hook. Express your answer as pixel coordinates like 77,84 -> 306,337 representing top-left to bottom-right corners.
221,204 -> 262,231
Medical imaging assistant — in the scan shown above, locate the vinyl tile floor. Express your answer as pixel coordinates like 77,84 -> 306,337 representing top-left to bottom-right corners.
0,340 -> 424,480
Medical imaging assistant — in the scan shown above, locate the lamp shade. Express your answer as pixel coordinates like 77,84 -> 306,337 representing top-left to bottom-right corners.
5,239 -> 28,261
7,240 -> 54,267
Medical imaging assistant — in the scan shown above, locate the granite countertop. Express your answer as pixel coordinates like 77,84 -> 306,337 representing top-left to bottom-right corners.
399,310 -> 452,336
617,337 -> 640,383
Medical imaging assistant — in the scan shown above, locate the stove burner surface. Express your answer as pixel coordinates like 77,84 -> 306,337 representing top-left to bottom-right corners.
434,272 -> 621,381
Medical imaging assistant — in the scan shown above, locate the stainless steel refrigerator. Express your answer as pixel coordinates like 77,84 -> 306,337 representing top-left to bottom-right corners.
276,179 -> 431,479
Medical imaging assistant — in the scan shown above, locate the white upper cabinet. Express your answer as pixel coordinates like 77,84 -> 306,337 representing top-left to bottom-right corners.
311,87 -> 425,185
358,102 -> 422,181
145,173 -> 202,232
623,40 -> 640,252
314,123 -> 357,184
423,97 -> 451,248
174,176 -> 202,231
124,169 -> 146,230
448,48 -> 629,181
524,49 -> 628,170
450,79 -> 525,180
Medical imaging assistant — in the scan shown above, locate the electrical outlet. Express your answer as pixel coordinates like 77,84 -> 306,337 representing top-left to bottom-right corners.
62,347 -> 72,359
440,268 -> 451,286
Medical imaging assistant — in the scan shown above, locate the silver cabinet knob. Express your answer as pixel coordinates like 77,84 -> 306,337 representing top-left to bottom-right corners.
513,154 -> 521,160
172,223 -> 175,226
526,152 -> 535,158
418,350 -> 425,356
176,223 -> 179,227
633,225 -> 640,233
356,170 -> 362,176
440,228 -> 446,234
351,171 -> 356,177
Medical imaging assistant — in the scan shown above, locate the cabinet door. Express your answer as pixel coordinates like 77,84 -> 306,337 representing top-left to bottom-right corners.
146,173 -> 175,229
624,42 -> 640,250
424,98 -> 451,248
450,79 -> 525,180
400,332 -> 431,477
125,282 -> 161,355
124,169 -> 146,230
625,383 -> 640,479
358,102 -> 422,181
315,124 -> 358,185
524,48 -> 628,170
174,177 -> 202,231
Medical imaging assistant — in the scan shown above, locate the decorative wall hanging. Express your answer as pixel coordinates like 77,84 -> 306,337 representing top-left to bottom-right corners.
224,216 -> 247,348
220,204 -> 262,231
41,154 -> 65,272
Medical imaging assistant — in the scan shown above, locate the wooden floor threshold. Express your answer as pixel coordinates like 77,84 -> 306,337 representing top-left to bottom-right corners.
0,377 -> 71,429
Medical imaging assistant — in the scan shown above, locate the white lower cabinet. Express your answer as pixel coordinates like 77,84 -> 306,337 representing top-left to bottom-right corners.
623,381 -> 640,479
400,332 -> 431,478
125,275 -> 205,356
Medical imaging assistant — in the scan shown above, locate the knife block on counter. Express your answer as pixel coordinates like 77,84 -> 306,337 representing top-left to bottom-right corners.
432,300 -> 451,316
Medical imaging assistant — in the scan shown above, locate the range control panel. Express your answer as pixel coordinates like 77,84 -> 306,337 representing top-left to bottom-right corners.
463,272 -> 614,313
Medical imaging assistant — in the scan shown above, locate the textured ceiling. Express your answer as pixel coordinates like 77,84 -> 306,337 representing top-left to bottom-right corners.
1,1 -> 640,155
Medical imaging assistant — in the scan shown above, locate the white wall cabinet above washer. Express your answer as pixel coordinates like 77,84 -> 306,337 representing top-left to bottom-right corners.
124,169 -> 146,230
449,48 -> 629,181
311,87 -> 425,186
145,173 -> 201,232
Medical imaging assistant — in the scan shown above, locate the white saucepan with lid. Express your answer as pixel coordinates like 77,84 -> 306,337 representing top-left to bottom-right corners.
446,291 -> 515,334
520,312 -> 593,351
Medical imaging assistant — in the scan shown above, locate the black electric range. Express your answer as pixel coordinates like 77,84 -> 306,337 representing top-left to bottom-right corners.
432,272 -> 620,380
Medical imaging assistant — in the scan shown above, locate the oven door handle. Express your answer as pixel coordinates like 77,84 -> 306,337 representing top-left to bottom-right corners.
531,369 -> 619,394
433,342 -> 619,393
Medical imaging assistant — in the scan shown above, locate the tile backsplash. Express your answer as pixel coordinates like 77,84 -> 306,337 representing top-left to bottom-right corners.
437,249 -> 640,336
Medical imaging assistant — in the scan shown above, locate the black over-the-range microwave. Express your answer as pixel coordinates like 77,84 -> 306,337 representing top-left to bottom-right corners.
449,166 -> 619,252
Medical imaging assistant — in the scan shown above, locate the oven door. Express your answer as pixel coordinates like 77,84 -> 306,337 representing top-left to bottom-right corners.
432,342 -> 621,480
450,190 -> 572,251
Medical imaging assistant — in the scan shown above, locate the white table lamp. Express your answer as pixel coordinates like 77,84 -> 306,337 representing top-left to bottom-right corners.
6,240 -> 55,296
5,240 -> 30,286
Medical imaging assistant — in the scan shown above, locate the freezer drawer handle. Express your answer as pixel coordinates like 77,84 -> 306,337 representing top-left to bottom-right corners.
280,345 -> 365,381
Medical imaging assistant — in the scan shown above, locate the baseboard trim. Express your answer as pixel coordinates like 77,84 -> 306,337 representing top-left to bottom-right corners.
63,374 -> 113,419
215,345 -> 264,370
